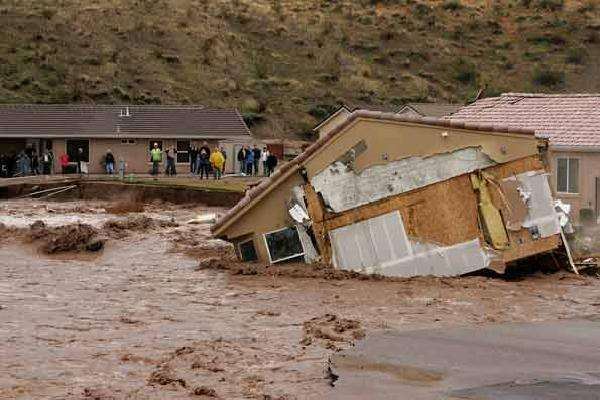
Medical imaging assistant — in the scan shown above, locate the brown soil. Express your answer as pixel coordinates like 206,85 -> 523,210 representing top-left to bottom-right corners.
301,314 -> 365,349
103,215 -> 178,238
27,221 -> 102,254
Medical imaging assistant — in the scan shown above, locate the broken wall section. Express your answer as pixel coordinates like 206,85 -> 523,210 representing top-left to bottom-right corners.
311,147 -> 496,213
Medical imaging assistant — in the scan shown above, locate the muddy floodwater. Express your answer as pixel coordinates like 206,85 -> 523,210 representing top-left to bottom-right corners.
2,198 -> 600,399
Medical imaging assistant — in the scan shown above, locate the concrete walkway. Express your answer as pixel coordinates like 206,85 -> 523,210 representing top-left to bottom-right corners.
332,319 -> 600,399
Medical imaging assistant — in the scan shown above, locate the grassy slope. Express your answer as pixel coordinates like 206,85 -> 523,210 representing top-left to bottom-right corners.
1,0 -> 599,139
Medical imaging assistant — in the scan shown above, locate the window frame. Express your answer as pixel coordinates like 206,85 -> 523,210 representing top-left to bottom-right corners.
263,226 -> 305,264
238,239 -> 258,262
556,157 -> 580,194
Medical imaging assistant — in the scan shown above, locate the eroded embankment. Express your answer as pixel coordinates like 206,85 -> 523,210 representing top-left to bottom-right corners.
0,179 -> 244,207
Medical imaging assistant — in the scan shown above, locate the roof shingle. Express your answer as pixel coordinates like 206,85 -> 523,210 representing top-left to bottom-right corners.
448,93 -> 600,148
0,104 -> 250,138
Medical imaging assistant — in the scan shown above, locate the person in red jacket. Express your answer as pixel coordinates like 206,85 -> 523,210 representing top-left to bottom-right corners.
59,153 -> 69,174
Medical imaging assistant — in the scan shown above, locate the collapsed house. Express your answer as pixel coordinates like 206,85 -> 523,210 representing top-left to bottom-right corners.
211,110 -> 564,277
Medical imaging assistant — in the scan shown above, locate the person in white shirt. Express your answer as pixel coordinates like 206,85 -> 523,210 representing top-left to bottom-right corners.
260,147 -> 269,176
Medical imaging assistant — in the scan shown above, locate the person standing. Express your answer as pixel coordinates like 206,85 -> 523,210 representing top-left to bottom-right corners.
31,151 -> 39,175
220,146 -> 227,174
198,142 -> 211,179
105,149 -> 115,175
41,151 -> 51,175
75,147 -> 84,175
245,146 -> 254,175
165,148 -> 177,176
59,153 -> 69,174
210,147 -> 225,180
188,145 -> 197,174
237,146 -> 247,174
266,152 -> 278,176
252,145 -> 261,176
118,157 -> 126,179
260,147 -> 269,176
150,142 -> 162,178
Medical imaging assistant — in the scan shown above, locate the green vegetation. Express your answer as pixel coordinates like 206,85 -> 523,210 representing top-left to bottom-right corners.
0,0 -> 598,138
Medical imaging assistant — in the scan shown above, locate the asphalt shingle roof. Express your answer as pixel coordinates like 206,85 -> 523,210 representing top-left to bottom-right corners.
449,93 -> 600,148
0,104 -> 250,138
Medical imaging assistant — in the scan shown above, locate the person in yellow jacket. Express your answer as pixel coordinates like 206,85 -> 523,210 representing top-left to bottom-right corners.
209,147 -> 225,180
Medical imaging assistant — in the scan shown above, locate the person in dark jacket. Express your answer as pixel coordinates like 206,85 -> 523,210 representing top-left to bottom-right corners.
188,145 -> 198,174
245,146 -> 254,175
105,149 -> 115,174
220,146 -> 227,174
198,141 -> 211,179
252,145 -> 261,176
237,146 -> 247,174
265,152 -> 278,176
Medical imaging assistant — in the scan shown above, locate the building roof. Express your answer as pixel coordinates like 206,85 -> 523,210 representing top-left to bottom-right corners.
312,105 -> 351,132
398,103 -> 463,118
0,104 -> 251,139
212,109 -> 535,236
448,93 -> 600,148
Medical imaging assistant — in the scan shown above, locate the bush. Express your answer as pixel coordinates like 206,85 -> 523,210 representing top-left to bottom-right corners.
532,67 -> 564,86
536,0 -> 564,11
308,104 -> 340,120
442,0 -> 463,11
566,47 -> 587,64
453,59 -> 477,84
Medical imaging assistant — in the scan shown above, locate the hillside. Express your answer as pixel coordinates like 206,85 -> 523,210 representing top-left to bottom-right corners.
1,0 -> 599,138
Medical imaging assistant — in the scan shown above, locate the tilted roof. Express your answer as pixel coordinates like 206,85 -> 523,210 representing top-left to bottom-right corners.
211,109 -> 535,236
0,104 -> 250,138
449,93 -> 600,148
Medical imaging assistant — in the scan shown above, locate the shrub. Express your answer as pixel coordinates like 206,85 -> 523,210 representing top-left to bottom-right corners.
442,0 -> 463,11
536,0 -> 564,11
532,67 -> 564,86
566,47 -> 587,64
453,59 -> 477,84
308,104 -> 339,120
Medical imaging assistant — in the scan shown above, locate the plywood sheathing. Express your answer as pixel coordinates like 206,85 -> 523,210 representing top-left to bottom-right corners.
323,173 -> 481,247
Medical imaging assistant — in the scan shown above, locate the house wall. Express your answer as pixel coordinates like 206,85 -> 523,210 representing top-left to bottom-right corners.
316,108 -> 352,139
50,138 -> 252,174
547,149 -> 600,222
218,117 -> 543,264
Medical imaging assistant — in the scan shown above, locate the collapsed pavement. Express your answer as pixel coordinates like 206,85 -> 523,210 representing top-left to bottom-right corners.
212,110 -> 570,277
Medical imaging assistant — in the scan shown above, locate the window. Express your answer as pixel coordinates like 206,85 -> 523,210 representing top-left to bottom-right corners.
66,139 -> 89,162
238,239 -> 258,262
121,139 -> 136,145
557,157 -> 579,193
177,140 -> 190,163
264,226 -> 304,263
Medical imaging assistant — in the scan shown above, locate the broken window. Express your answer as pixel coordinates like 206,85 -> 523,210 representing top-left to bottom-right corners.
264,226 -> 304,263
557,158 -> 579,193
176,140 -> 190,164
238,239 -> 258,262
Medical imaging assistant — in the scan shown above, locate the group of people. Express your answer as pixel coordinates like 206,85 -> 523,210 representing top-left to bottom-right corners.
237,145 -> 277,176
148,142 -> 227,179
0,148 -> 55,177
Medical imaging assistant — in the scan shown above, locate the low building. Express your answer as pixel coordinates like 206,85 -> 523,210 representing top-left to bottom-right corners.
0,104 -> 252,174
314,103 -> 461,140
212,110 -> 561,277
449,93 -> 600,223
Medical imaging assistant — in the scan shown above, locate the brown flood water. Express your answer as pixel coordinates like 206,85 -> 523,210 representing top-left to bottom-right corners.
2,199 -> 600,399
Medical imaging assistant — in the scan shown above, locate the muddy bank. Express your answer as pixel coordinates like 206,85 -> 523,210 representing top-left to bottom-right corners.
0,180 -> 244,207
